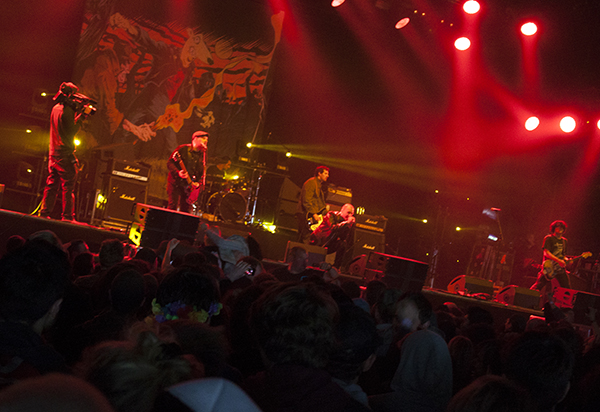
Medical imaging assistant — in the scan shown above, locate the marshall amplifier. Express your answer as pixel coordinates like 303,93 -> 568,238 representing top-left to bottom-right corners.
355,214 -> 388,233
110,160 -> 151,182
326,184 -> 352,206
352,229 -> 385,257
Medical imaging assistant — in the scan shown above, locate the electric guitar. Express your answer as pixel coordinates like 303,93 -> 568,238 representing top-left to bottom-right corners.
542,252 -> 592,281
307,207 -> 328,232
172,152 -> 201,206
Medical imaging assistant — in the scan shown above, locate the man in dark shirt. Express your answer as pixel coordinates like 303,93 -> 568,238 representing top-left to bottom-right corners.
531,220 -> 571,292
296,166 -> 329,244
39,82 -> 92,221
166,130 -> 208,213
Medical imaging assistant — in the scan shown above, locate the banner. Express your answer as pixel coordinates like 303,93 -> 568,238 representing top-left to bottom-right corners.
73,0 -> 283,201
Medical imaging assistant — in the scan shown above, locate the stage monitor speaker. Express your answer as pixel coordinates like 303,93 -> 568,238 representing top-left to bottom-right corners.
103,177 -> 147,223
494,285 -> 540,309
554,288 -> 600,326
353,229 -> 385,258
132,204 -> 199,249
365,252 -> 429,292
348,254 -> 367,278
275,198 -> 298,231
284,241 -> 327,267
447,275 -> 494,297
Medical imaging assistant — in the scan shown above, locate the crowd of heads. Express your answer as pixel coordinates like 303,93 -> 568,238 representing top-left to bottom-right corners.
0,227 -> 599,412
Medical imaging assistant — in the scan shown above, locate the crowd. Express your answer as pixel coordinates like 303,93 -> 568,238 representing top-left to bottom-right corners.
0,224 -> 599,412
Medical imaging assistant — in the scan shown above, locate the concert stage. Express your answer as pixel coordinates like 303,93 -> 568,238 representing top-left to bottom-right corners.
0,206 -> 298,262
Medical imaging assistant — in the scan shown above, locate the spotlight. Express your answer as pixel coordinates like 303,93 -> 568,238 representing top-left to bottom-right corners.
25,129 -> 32,134
463,0 -> 480,15
521,22 -> 537,36
395,18 -> 410,29
74,138 -> 81,147
454,37 -> 471,51
331,0 -> 345,7
560,116 -> 576,133
246,142 -> 252,148
285,151 -> 292,157
597,119 -> 600,130
524,116 -> 540,131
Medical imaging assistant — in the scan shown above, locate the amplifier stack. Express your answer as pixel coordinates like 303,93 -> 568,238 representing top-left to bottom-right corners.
95,160 -> 150,227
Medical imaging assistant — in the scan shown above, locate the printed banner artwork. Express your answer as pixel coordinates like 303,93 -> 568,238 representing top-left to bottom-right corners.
72,0 -> 283,200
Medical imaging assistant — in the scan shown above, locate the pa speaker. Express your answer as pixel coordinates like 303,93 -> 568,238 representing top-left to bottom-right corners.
132,204 -> 199,249
447,275 -> 494,297
365,252 -> 428,292
103,177 -> 147,223
494,285 -> 540,309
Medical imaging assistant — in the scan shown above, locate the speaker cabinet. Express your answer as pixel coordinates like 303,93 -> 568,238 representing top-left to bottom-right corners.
494,285 -> 540,309
364,252 -> 429,292
103,177 -> 147,223
352,229 -> 385,258
447,275 -> 494,297
130,204 -> 199,249
284,241 -> 327,267
554,287 -> 600,326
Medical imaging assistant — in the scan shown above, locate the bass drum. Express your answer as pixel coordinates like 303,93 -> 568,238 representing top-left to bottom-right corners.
207,191 -> 248,222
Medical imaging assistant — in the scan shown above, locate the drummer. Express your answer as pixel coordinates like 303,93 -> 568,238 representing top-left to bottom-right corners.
205,156 -> 231,192
206,156 -> 232,180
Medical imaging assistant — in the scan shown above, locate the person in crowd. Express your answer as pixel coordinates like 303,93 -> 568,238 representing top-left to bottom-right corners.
0,240 -> 70,384
245,282 -> 371,412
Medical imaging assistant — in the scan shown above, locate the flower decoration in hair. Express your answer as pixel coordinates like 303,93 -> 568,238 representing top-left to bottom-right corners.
151,298 -> 222,324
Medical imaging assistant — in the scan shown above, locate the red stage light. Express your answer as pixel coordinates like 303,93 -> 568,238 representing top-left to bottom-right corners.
560,116 -> 576,133
521,22 -> 537,36
454,37 -> 471,51
331,0 -> 345,7
524,116 -> 540,131
395,18 -> 410,29
463,0 -> 480,15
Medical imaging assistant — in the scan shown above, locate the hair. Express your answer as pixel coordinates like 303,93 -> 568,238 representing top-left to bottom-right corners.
364,280 -> 387,308
249,283 -> 338,368
110,270 -> 146,314
0,240 -> 70,324
0,373 -> 115,412
72,251 -> 96,279
503,331 -> 574,410
5,235 -> 25,255
99,239 -> 125,268
66,239 -> 89,261
400,292 -> 433,325
314,165 -> 329,177
134,247 -> 158,267
372,288 -> 403,324
447,375 -> 532,412
549,220 -> 567,233
156,267 -> 220,313
326,304 -> 380,383
81,331 -> 192,412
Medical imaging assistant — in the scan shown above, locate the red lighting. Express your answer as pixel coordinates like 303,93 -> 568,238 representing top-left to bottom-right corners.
454,37 -> 471,51
395,18 -> 410,29
331,0 -> 345,7
521,22 -> 537,36
463,1 -> 480,15
525,116 -> 540,131
597,119 -> 600,130
560,116 -> 576,133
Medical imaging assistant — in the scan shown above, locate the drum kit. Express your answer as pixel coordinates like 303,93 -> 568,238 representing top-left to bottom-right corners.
197,161 -> 286,224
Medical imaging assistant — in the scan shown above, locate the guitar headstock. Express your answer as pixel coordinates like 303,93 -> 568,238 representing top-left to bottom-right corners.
172,151 -> 181,163
583,252 -> 593,259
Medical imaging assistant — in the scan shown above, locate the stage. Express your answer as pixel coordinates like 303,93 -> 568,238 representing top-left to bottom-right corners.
0,206 -> 298,262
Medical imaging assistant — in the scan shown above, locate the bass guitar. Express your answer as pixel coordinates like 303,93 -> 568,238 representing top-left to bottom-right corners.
172,151 -> 201,206
542,252 -> 592,281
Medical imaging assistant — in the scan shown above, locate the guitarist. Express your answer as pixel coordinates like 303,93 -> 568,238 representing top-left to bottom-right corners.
531,220 -> 572,293
296,166 -> 329,244
166,130 -> 208,212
